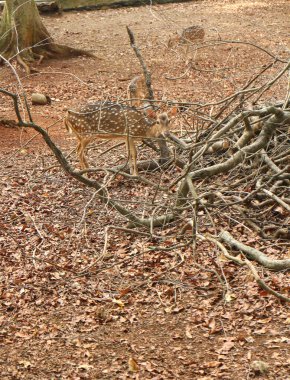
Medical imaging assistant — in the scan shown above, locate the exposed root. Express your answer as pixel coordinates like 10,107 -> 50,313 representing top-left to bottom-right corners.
16,54 -> 31,74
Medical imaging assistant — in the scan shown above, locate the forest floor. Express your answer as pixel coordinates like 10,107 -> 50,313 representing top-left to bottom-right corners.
0,0 -> 290,379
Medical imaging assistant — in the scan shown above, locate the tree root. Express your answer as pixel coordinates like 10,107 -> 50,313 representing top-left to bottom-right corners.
15,43 -> 95,74
16,54 -> 31,74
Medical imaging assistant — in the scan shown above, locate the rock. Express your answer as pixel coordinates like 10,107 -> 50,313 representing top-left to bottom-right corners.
31,93 -> 51,105
250,360 -> 269,375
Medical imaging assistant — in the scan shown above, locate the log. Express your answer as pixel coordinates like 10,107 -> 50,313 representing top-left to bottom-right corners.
0,0 -> 196,13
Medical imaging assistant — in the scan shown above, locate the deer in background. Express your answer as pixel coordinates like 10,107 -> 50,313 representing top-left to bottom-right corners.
127,75 -> 148,107
65,101 -> 176,176
168,25 -> 205,54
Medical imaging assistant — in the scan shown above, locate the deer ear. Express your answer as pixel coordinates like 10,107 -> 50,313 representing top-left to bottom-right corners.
169,107 -> 178,117
145,108 -> 156,119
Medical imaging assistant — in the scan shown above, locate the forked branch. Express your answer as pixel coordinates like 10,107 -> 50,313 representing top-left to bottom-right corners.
219,231 -> 290,271
126,26 -> 154,102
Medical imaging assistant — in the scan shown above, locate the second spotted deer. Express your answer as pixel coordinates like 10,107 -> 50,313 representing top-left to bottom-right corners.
168,25 -> 205,54
127,76 -> 148,107
65,101 -> 175,176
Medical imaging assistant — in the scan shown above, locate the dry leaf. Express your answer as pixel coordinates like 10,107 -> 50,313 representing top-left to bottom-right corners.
218,341 -> 235,354
208,318 -> 216,334
15,331 -> 32,339
185,325 -> 193,339
205,361 -> 221,368
112,298 -> 125,308
128,357 -> 139,372
285,317 -> 290,324
257,317 -> 272,324
78,363 -> 93,370
224,292 -> 234,303
119,287 -> 132,297
19,360 -> 32,368
255,328 -> 266,335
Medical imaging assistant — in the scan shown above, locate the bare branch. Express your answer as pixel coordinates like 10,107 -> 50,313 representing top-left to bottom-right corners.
219,231 -> 290,271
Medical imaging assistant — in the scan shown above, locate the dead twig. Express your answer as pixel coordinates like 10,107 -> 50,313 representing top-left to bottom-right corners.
262,188 -> 290,212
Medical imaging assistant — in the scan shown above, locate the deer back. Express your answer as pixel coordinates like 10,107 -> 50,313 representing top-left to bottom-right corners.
65,102 -> 170,140
181,26 -> 205,43
168,25 -> 205,48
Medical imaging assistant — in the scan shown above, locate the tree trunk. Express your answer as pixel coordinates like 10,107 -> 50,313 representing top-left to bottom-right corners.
0,0 -> 93,72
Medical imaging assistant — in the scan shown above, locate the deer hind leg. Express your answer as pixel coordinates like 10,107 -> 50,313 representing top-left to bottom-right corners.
77,137 -> 91,169
126,137 -> 138,176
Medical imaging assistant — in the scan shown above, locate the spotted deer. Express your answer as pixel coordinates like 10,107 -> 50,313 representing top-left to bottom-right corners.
168,25 -> 205,54
127,76 -> 147,107
65,101 -> 176,176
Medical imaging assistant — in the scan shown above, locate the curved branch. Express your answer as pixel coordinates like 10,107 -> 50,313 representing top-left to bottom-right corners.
126,26 -> 154,101
219,231 -> 290,271
201,40 -> 287,63
243,258 -> 290,302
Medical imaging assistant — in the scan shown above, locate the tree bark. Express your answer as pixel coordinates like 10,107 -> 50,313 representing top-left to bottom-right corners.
0,0 -> 93,72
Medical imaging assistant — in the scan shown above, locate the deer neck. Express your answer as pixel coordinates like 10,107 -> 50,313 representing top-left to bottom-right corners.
145,123 -> 165,138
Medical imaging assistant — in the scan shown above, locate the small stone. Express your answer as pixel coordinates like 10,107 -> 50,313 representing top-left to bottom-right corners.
31,93 -> 51,105
250,360 -> 269,374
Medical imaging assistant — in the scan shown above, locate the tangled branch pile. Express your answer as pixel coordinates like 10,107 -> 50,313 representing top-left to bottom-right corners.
172,101 -> 289,240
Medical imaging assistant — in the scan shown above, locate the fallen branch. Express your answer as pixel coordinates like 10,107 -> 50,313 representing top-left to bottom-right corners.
202,234 -> 245,266
126,26 -> 154,101
219,231 -> 290,271
243,258 -> 290,302
262,188 -> 290,212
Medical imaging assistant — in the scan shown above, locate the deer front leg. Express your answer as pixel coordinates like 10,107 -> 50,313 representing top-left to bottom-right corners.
126,137 -> 138,176
77,137 -> 91,169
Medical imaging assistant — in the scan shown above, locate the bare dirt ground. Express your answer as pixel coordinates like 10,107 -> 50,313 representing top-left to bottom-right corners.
0,0 -> 290,379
